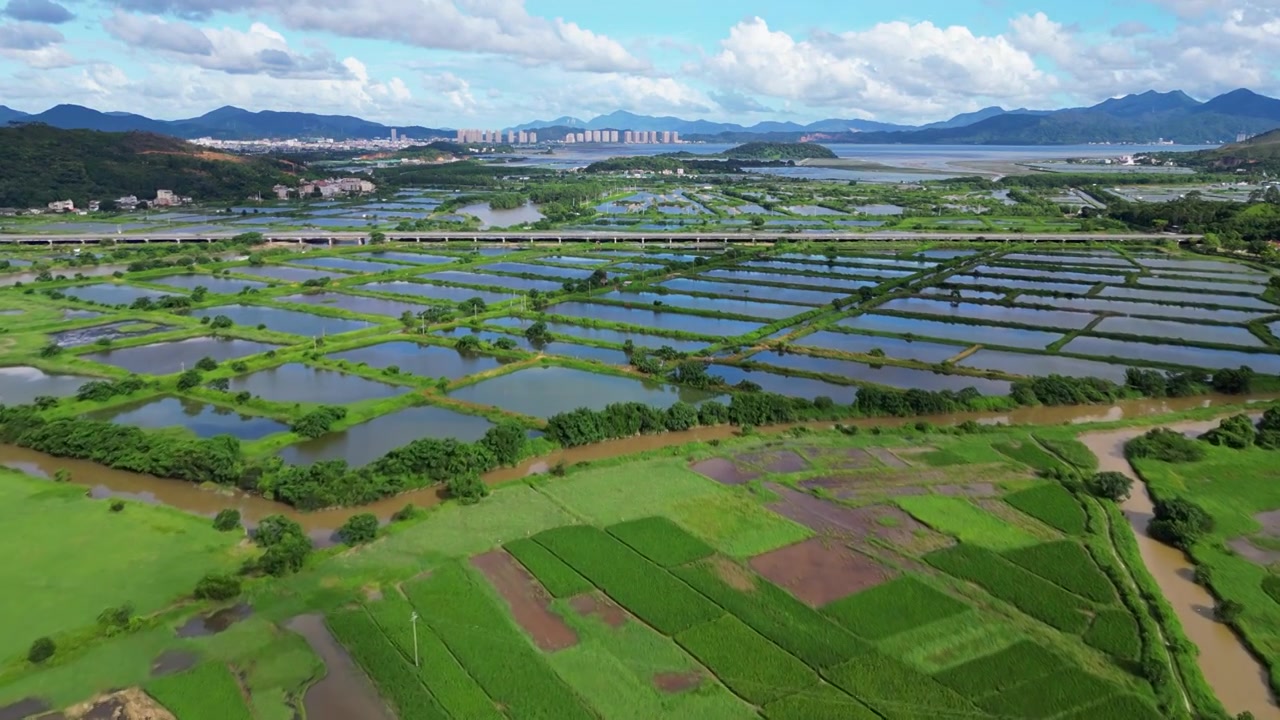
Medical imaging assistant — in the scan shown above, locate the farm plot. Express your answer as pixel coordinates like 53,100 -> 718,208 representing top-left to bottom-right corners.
748,538 -> 896,607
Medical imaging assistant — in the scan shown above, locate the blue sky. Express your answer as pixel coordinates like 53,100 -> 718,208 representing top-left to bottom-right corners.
0,0 -> 1276,127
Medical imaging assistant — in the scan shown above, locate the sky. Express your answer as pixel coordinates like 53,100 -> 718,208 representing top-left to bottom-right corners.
1,0 -> 1278,128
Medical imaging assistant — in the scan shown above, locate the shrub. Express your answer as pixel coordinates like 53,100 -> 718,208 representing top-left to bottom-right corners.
253,515 -> 312,576
290,406 -> 347,439
821,576 -> 968,641
1125,428 -> 1205,463
1200,414 -> 1256,449
27,637 -> 55,664
533,525 -> 722,634
1004,484 -> 1087,535
1003,541 -> 1117,604
194,573 -> 242,601
606,517 -> 713,567
390,504 -> 419,522
212,509 -> 241,532
676,616 -> 819,705
440,467 -> 490,505
97,603 -> 134,634
503,538 -> 592,598
175,369 -> 204,391
1215,599 -> 1244,623
934,640 -> 1060,698
109,499 -> 125,512
338,513 -> 379,545
924,544 -> 1091,633
1148,497 -> 1214,550
194,356 -> 219,372
1086,471 -> 1133,502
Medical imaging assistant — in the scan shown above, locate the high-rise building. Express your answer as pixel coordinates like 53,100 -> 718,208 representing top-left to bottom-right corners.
528,131 -> 537,143
662,131 -> 671,144
518,130 -> 528,144
565,133 -> 576,144
609,130 -> 619,142
391,128 -> 397,142
456,129 -> 465,142
623,130 -> 633,143
672,131 -> 680,144
577,132 -> 586,143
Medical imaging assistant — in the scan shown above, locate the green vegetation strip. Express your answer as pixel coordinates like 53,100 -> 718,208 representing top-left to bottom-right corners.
1004,484 -> 1088,535
532,525 -> 723,635
671,557 -> 868,668
326,609 -> 448,719
895,495 -> 1040,551
1002,540 -> 1117,603
820,576 -> 969,641
145,663 -> 255,720
674,615 -> 818,706
364,592 -> 502,720
924,544 -> 1093,633
993,439 -> 1068,475
822,651 -> 977,719
977,667 -> 1122,718
502,538 -> 593,598
1082,608 -> 1143,661
1060,693 -> 1166,720
762,684 -> 879,720
606,517 -> 714,567
402,563 -> 595,720
931,640 -> 1060,699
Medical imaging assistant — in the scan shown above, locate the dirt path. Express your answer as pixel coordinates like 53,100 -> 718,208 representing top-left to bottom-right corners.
1081,423 -> 1280,720
471,550 -> 578,651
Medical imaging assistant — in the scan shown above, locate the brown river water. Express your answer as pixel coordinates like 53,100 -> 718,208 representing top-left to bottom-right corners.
286,614 -> 394,720
3,392 -> 1278,715
1081,422 -> 1279,720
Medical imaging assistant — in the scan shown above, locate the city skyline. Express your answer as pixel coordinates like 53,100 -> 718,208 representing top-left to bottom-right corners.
0,2 -> 1278,128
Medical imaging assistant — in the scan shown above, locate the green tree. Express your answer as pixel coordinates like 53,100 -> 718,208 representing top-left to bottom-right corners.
194,573 -> 242,601
176,369 -> 203,390
480,421 -> 526,466
213,509 -> 241,532
194,356 -> 219,372
1215,599 -> 1244,623
27,637 -> 55,664
1086,471 -> 1132,501
369,231 -> 387,244
338,513 -> 379,545
447,473 -> 489,505
53,468 -> 71,483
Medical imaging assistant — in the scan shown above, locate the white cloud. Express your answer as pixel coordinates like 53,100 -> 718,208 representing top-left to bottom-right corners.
702,17 -> 1049,121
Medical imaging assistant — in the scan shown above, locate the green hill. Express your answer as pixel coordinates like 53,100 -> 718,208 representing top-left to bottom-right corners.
0,124 -> 295,208
722,142 -> 837,160
1177,129 -> 1280,173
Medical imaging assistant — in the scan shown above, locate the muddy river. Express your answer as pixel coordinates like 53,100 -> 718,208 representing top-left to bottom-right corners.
286,614 -> 394,720
1081,422 -> 1279,720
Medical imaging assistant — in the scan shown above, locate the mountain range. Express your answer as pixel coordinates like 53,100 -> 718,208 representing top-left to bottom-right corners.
4,89 -> 1280,144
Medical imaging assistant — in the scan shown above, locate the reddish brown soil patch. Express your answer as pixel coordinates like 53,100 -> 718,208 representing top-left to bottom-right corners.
690,457 -> 759,485
750,538 -> 895,606
471,550 -> 578,651
867,447 -> 909,468
798,475 -> 928,500
653,671 -> 703,693
766,484 -> 884,537
569,592 -> 627,628
832,448 -> 878,469
0,698 -> 49,720
736,449 -> 810,473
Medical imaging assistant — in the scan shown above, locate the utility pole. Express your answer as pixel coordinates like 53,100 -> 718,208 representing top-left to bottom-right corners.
410,611 -> 420,667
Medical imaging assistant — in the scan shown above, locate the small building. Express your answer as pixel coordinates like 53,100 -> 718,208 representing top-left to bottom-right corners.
272,184 -> 293,200
153,189 -> 177,206
116,195 -> 139,209
47,199 -> 74,213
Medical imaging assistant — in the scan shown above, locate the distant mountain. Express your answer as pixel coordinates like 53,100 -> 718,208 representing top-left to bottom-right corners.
5,104 -> 450,141
1193,89 -> 1280,122
0,105 -> 30,125
1089,90 -> 1201,119
0,125 -> 294,207
1177,127 -> 1280,173
513,110 -> 906,136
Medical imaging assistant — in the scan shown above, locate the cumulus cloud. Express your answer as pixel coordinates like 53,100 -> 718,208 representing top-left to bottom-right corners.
702,17 -> 1048,121
708,89 -> 774,114
2,0 -> 72,24
1111,21 -> 1152,37
0,20 -> 60,49
103,13 -> 351,79
106,0 -> 648,74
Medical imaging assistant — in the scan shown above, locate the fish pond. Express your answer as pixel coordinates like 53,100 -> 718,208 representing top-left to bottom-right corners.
604,291 -> 807,320
425,270 -> 564,293
192,305 -> 373,336
485,317 -> 706,353
329,341 -> 505,379
1030,296 -> 1266,324
88,395 -> 287,440
546,302 -> 763,337
357,251 -> 457,265
228,364 -> 407,404
51,321 -> 173,348
710,363 -> 857,403
61,284 -> 179,306
795,330 -> 965,363
288,256 -> 400,274
278,292 -> 430,318
1097,286 -> 1277,311
878,297 -> 1095,330
278,403 -> 494,467
481,262 -> 600,280
448,365 -> 724,417
1062,336 -> 1280,373
750,352 -> 1012,394
838,314 -> 1062,350
82,337 -> 280,375
359,281 -> 513,306
700,268 -> 875,291
958,349 -> 1133,382
0,366 -> 96,405
233,266 -> 342,283
145,274 -> 270,293
657,278 -> 844,306
1092,317 -> 1266,347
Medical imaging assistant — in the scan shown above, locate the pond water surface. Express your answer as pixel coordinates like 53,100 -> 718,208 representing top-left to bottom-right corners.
457,201 -> 545,228
710,364 -> 858,403
89,396 -> 287,439
1092,317 -> 1265,348
289,256 -> 399,274
51,321 -> 172,347
658,278 -> 844,306
1029,296 -> 1266,324
796,330 -> 965,363
279,403 -> 494,467
751,353 -> 1012,394
61,284 -> 179,306
360,281 -> 514,306
233,265 -> 341,283
486,317 -> 706,352
1098,286 -> 1277,311
82,337 -> 280,375
228,364 -> 406,404
547,302 -> 763,337
329,342 -> 504,379
838,315 -> 1062,350
358,251 -> 457,265
1062,337 -> 1280,373
701,269 -> 875,291
426,270 -> 564,293
878,298 -> 1095,330
482,262 -> 598,280
448,365 -> 723,417
605,291 -> 806,320
0,366 -> 95,404
945,275 -> 1093,295
192,305 -> 373,336
958,350 -> 1133,382
278,292 -> 429,318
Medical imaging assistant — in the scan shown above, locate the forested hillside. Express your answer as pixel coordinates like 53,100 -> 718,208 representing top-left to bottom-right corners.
0,124 -> 295,207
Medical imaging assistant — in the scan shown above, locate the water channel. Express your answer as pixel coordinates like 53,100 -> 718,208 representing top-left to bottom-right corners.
286,614 -> 395,720
1080,424 -> 1280,720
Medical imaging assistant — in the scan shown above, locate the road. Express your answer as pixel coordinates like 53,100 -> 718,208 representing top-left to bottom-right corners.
0,230 -> 1198,245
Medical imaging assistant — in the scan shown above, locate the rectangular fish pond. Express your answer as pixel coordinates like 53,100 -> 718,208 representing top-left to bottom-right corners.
447,365 -> 725,418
